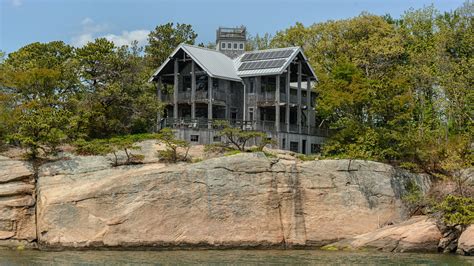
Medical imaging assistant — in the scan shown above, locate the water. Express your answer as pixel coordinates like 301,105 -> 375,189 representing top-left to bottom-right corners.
1,250 -> 473,265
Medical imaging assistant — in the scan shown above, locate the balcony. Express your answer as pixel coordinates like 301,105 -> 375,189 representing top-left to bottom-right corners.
161,90 -> 227,104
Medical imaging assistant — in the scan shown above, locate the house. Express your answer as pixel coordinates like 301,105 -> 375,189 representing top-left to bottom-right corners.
149,27 -> 329,154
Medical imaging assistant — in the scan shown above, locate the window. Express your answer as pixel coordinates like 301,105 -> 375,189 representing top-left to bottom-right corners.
221,42 -> 226,49
234,43 -> 238,49
249,108 -> 254,121
249,79 -> 255,94
282,138 -> 286,149
190,135 -> 199,142
227,42 -> 232,49
240,43 -> 244,50
213,135 -> 221,142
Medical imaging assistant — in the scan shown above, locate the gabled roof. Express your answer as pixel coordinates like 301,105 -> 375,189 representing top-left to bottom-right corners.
149,44 -> 241,82
233,47 -> 317,80
149,44 -> 317,83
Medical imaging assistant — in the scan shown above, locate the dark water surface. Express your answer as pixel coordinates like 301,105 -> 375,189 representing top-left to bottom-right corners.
0,250 -> 473,265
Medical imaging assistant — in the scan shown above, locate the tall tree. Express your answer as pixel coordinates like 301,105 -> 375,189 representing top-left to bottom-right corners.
0,41 -> 80,157
145,23 -> 197,69
76,39 -> 161,138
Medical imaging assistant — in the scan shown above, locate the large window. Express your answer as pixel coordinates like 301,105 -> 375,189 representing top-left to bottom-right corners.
221,42 -> 226,49
234,43 -> 238,49
239,43 -> 244,50
227,42 -> 232,49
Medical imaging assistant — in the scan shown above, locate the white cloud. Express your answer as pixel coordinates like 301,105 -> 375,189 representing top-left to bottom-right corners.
72,33 -> 94,48
72,17 -> 149,48
11,0 -> 22,7
103,30 -> 150,47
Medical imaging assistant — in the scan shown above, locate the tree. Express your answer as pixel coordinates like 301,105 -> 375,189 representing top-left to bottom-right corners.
0,41 -> 79,158
246,33 -> 274,51
145,23 -> 197,68
214,121 -> 267,151
76,39 -> 162,138
155,128 -> 190,163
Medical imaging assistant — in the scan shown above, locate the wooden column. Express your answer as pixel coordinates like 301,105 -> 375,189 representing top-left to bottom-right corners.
156,77 -> 162,132
306,77 -> 312,135
275,75 -> 280,132
286,67 -> 291,134
243,80 -> 247,121
297,61 -> 302,134
191,61 -> 196,120
208,76 -> 213,129
173,59 -> 178,119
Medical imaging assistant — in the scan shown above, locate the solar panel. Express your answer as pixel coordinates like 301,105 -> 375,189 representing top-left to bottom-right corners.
238,59 -> 287,71
240,49 -> 294,62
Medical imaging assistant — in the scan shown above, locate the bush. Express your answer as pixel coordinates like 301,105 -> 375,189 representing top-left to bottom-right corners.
73,134 -> 148,166
204,143 -> 233,154
214,120 -> 270,151
436,195 -> 474,226
155,128 -> 189,163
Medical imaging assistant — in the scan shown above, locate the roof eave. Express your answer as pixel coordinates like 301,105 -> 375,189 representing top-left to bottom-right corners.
147,44 -> 184,83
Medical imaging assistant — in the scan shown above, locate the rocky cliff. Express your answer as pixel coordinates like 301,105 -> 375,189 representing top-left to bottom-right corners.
0,151 -> 471,254
34,152 -> 430,249
0,156 -> 36,248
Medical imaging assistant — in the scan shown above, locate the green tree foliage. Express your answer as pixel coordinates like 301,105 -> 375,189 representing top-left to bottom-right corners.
272,4 -> 473,175
75,39 -> 161,138
214,120 -> 268,151
246,33 -> 274,51
145,22 -> 197,68
0,41 -> 79,158
436,195 -> 474,226
155,128 -> 190,163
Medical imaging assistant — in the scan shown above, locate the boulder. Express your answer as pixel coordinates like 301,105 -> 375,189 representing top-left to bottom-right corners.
36,154 -> 430,249
326,216 -> 442,252
457,225 -> 474,256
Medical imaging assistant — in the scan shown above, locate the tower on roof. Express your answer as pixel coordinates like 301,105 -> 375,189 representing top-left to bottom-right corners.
216,26 -> 246,58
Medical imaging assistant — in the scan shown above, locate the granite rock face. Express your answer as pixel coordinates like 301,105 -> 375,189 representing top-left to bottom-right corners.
36,153 -> 430,250
457,226 -> 474,256
327,216 -> 443,252
0,156 -> 36,248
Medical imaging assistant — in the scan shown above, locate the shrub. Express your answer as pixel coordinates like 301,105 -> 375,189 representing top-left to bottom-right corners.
214,120 -> 269,151
204,143 -> 233,154
155,128 -> 190,163
436,195 -> 474,226
73,134 -> 147,166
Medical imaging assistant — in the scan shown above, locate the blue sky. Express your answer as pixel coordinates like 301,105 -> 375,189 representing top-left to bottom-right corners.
0,0 -> 467,53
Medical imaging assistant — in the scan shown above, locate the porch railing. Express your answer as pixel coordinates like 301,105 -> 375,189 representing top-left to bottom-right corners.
161,118 -> 333,137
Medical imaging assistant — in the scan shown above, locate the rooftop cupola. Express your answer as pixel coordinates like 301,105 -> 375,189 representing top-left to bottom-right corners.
216,26 -> 246,58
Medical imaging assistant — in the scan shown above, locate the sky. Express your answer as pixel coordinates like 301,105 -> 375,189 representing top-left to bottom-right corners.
0,0 -> 468,53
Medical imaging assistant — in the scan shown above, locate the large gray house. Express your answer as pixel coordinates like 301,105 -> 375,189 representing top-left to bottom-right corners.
149,27 -> 328,154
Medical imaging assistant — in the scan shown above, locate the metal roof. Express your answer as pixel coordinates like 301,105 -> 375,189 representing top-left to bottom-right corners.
233,47 -> 317,79
149,44 -> 241,82
149,44 -> 317,82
